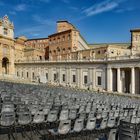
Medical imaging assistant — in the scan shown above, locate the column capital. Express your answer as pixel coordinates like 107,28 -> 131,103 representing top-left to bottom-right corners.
116,67 -> 121,69
107,67 -> 112,69
130,66 -> 135,69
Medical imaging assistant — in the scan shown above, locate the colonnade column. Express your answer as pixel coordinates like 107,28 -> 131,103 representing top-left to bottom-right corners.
77,68 -> 82,88
0,44 -> 2,75
88,68 -> 93,90
66,67 -> 71,86
107,67 -> 112,92
92,68 -> 96,89
0,61 -> 2,76
48,67 -> 53,83
131,67 -> 135,94
59,67 -> 62,84
117,67 -> 122,93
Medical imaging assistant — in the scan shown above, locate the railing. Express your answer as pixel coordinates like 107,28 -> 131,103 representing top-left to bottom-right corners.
15,55 -> 140,63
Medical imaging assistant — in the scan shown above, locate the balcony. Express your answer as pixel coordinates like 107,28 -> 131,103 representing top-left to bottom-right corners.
14,55 -> 140,64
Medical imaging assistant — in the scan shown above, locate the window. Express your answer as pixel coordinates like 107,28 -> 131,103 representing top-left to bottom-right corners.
58,37 -> 60,43
3,28 -> 8,35
32,72 -> 35,80
54,73 -> 57,81
98,50 -> 100,54
83,56 -> 86,59
84,75 -> 88,84
22,72 -> 23,77
27,72 -> 28,78
39,56 -> 42,60
62,74 -> 65,82
62,36 -> 65,41
111,51 -> 114,54
68,47 -> 71,51
135,35 -> 138,41
72,75 -> 76,83
17,72 -> 19,77
97,76 -> 102,86
3,47 -> 7,56
46,73 -> 48,80
57,47 -> 60,52
62,48 -> 65,51
53,38 -> 56,43
104,49 -> 107,53
68,35 -> 71,40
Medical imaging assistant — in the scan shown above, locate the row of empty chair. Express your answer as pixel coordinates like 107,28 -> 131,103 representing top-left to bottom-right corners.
0,81 -> 140,140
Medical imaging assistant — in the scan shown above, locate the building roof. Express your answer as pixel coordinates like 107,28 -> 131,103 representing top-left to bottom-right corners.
88,43 -> 130,49
79,33 -> 88,46
130,29 -> 140,32
26,37 -> 48,41
57,20 -> 69,23
48,29 -> 72,37
57,20 -> 76,30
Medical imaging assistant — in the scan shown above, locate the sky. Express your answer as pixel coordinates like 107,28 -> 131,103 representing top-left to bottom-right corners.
0,0 -> 140,44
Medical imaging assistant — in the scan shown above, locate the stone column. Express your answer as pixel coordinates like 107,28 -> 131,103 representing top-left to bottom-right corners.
48,67 -> 53,83
76,68 -> 79,88
92,68 -> 96,89
89,50 -> 92,61
77,68 -> 82,88
59,67 -> 62,84
131,67 -> 135,94
66,67 -> 71,86
117,68 -> 121,93
0,60 -> 2,76
88,68 -> 92,90
107,67 -> 112,92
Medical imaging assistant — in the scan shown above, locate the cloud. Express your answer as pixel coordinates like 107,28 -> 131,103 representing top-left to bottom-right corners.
61,0 -> 70,4
32,15 -> 55,26
115,7 -> 134,13
83,0 -> 127,16
16,24 -> 47,36
16,25 -> 42,36
39,0 -> 50,3
15,4 -> 27,11
32,33 -> 41,37
16,14 -> 55,37
16,24 -> 54,38
69,6 -> 79,11
9,11 -> 17,15
29,0 -> 50,4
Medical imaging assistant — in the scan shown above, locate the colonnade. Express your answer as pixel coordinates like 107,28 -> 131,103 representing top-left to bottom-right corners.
107,67 -> 137,94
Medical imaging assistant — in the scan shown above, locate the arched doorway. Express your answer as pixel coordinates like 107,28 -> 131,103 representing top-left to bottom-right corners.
2,57 -> 9,74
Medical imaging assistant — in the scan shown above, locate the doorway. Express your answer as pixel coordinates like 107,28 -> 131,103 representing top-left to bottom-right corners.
2,57 -> 9,74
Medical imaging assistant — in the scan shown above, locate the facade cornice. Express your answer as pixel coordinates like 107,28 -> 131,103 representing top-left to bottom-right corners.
0,35 -> 14,41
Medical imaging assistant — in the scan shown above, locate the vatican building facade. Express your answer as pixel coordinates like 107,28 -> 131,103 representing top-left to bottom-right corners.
0,15 -> 140,95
